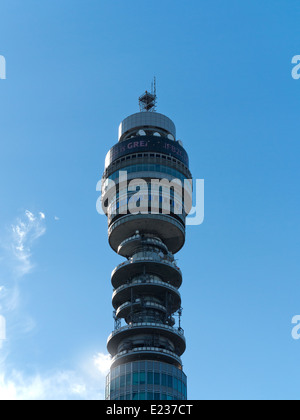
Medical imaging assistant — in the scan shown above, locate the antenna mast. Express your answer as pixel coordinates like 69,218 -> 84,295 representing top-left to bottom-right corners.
139,77 -> 157,112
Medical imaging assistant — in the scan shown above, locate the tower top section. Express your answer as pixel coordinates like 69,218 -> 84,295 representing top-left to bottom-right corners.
118,112 -> 176,142
139,78 -> 157,112
118,80 -> 177,142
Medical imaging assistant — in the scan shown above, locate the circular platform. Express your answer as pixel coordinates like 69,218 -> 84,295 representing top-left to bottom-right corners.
112,280 -> 181,313
110,347 -> 182,369
111,258 -> 182,289
108,214 -> 185,255
107,323 -> 186,357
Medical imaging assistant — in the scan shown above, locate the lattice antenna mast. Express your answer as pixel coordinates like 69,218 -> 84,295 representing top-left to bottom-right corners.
139,77 -> 157,112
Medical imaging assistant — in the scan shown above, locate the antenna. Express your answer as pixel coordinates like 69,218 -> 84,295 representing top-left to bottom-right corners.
151,77 -> 156,98
139,77 -> 157,112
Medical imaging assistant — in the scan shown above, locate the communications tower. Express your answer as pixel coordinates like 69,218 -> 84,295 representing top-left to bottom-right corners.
102,83 -> 192,400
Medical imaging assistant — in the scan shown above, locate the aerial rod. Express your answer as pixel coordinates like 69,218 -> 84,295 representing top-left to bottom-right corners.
139,77 -> 157,112
151,76 -> 156,97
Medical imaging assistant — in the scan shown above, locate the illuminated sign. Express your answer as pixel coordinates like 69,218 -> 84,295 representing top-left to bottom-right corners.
105,136 -> 189,168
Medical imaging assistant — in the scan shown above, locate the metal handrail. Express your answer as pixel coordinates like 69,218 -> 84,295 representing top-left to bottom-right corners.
107,322 -> 185,343
111,346 -> 182,365
118,235 -> 169,253
112,278 -> 180,300
108,214 -> 185,236
112,257 -> 182,277
116,300 -> 167,317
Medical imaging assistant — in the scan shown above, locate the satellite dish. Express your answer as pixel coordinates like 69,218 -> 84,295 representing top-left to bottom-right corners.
138,130 -> 146,136
153,132 -> 161,137
167,134 -> 175,141
178,140 -> 183,147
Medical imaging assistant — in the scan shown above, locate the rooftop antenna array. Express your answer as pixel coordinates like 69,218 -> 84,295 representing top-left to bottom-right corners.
139,77 -> 157,112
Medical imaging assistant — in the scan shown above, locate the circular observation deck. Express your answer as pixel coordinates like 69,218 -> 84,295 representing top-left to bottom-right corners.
102,169 -> 192,230
104,135 -> 189,170
108,214 -> 185,255
112,279 -> 181,313
115,300 -> 167,319
107,323 -> 186,357
118,112 -> 176,142
111,257 -> 182,289
110,347 -> 182,369
117,234 -> 169,258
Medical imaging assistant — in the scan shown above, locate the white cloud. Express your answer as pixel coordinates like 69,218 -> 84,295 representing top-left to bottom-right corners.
94,353 -> 111,376
54,216 -> 60,221
0,210 -> 46,348
25,210 -> 35,222
0,211 -> 110,400
39,212 -> 46,220
0,352 -> 109,400
10,210 -> 46,278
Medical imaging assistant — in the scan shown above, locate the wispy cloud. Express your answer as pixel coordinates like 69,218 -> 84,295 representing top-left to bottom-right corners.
0,210 -> 46,334
0,210 -> 46,347
10,210 -> 46,278
94,353 -> 111,376
0,210 -> 111,400
0,351 -> 110,400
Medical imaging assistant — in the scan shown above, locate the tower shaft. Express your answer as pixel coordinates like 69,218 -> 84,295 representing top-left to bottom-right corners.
102,98 -> 192,401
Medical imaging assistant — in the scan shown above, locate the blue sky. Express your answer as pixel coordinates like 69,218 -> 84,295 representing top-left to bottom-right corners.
0,0 -> 300,400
